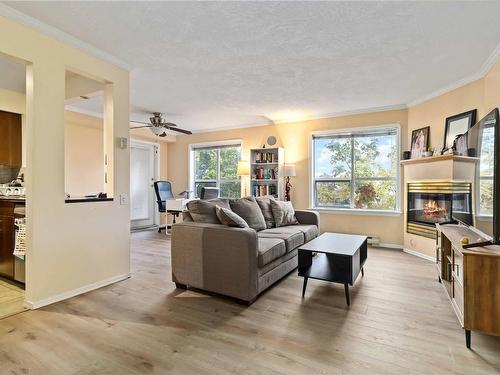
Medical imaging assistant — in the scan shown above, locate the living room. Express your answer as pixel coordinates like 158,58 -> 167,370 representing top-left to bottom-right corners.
0,2 -> 499,374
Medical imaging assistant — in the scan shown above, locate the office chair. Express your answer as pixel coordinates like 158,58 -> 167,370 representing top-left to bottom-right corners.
200,186 -> 220,200
154,181 -> 180,233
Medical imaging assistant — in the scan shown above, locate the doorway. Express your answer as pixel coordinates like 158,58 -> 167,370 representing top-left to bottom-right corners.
130,140 -> 159,229
0,53 -> 27,319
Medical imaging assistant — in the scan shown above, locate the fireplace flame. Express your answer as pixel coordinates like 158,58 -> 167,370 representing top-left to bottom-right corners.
423,200 -> 447,216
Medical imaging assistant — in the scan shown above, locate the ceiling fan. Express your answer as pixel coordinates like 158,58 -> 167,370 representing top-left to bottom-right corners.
130,112 -> 192,136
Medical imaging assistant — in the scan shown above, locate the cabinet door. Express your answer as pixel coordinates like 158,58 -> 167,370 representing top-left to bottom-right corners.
0,110 -> 22,167
0,214 -> 15,278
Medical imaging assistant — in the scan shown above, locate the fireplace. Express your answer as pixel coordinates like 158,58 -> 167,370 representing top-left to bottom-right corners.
407,181 -> 472,238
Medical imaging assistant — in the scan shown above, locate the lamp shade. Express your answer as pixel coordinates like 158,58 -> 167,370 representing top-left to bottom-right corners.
283,164 -> 296,177
237,160 -> 250,176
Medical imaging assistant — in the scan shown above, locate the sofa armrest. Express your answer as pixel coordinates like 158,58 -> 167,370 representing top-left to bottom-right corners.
171,222 -> 259,301
295,209 -> 320,227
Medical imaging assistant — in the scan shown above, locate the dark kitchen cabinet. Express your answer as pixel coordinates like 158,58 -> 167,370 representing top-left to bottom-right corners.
0,213 -> 15,278
0,110 -> 22,167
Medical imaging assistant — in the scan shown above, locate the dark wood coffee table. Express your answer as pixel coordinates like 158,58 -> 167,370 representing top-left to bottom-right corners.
298,232 -> 368,305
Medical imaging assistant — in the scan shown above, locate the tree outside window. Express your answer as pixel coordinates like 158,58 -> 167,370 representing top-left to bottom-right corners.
313,127 -> 399,211
192,144 -> 241,198
478,125 -> 494,216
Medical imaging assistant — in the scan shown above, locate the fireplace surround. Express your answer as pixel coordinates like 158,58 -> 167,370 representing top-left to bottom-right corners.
407,181 -> 472,239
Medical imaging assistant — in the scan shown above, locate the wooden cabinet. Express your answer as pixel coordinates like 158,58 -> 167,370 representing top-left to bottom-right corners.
0,110 -> 22,167
0,213 -> 15,278
436,224 -> 500,349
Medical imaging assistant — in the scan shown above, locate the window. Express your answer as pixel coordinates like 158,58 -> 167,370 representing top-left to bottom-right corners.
312,126 -> 400,211
191,142 -> 241,198
478,124 -> 494,216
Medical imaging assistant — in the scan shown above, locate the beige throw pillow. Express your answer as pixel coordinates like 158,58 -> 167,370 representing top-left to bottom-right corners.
229,196 -> 267,231
256,196 -> 276,229
215,206 -> 249,228
270,200 -> 299,227
187,198 -> 231,224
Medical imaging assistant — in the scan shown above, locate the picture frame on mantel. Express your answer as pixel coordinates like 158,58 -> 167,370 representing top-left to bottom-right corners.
410,126 -> 430,159
443,109 -> 477,150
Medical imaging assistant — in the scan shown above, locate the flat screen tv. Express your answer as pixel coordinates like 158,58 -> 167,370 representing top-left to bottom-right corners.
455,108 -> 500,247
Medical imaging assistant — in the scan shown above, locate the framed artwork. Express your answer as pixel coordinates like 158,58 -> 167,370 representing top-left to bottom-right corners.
411,126 -> 430,159
443,109 -> 477,150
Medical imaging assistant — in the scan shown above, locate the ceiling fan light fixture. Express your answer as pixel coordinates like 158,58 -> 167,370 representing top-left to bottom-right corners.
150,126 -> 165,136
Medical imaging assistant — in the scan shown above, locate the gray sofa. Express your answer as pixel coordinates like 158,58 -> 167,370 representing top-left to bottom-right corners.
171,198 -> 319,304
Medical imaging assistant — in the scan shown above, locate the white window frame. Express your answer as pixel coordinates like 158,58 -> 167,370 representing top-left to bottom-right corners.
189,139 -> 243,198
309,124 -> 401,215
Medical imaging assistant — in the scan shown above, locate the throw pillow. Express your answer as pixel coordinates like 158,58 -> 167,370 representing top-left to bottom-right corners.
256,195 -> 276,229
229,196 -> 267,231
187,198 -> 231,224
270,200 -> 299,227
215,205 -> 249,228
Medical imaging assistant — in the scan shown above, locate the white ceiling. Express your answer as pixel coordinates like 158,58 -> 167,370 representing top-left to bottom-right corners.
2,1 -> 500,132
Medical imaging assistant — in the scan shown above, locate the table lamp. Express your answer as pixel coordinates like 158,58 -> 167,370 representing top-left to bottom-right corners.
283,164 -> 296,201
237,160 -> 250,196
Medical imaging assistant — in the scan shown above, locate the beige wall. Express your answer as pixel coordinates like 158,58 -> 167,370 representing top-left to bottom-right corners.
0,87 -> 25,114
0,88 -> 26,166
0,15 -> 130,307
408,61 -> 500,150
62,110 -> 171,224
168,109 -> 408,245
64,111 -> 104,197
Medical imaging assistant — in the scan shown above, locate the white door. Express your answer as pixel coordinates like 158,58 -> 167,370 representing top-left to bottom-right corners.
130,141 -> 157,229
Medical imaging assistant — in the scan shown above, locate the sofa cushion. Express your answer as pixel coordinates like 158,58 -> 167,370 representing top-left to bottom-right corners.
258,227 -> 304,252
229,197 -> 267,231
215,206 -> 249,228
187,198 -> 231,224
270,200 -> 299,227
256,196 -> 276,229
294,225 -> 320,242
257,237 -> 286,267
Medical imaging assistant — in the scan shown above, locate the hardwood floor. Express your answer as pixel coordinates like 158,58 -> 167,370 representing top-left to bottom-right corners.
0,278 -> 25,320
0,230 -> 499,374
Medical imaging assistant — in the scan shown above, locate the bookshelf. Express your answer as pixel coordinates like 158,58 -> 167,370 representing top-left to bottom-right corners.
250,147 -> 284,199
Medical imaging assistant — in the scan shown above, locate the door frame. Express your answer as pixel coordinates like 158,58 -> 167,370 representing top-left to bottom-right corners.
130,139 -> 160,229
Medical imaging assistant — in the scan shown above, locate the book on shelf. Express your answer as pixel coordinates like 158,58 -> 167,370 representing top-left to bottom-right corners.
253,167 -> 277,180
252,183 -> 277,197
254,151 -> 278,163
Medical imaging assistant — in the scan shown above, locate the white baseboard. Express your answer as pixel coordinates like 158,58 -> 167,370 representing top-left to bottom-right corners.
403,248 -> 435,262
373,242 -> 403,250
25,273 -> 131,309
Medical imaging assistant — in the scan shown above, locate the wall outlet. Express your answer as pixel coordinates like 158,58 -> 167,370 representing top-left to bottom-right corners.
119,193 -> 128,205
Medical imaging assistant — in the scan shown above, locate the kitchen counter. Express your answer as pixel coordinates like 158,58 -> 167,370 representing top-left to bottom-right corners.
0,196 -> 25,203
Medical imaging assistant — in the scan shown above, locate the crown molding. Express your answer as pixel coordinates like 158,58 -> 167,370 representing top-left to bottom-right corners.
407,42 -> 500,107
0,4 -> 132,71
188,104 -> 408,134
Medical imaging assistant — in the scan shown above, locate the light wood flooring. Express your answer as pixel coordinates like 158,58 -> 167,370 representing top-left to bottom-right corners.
0,230 -> 499,374
0,278 -> 25,320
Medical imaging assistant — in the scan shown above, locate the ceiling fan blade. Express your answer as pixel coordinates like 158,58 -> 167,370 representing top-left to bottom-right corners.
130,125 -> 152,129
130,120 -> 151,125
167,126 -> 192,135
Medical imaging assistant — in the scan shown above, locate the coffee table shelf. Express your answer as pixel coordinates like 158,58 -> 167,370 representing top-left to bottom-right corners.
298,232 -> 368,306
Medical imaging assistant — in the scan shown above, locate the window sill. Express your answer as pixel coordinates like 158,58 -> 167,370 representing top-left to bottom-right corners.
310,207 -> 402,216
